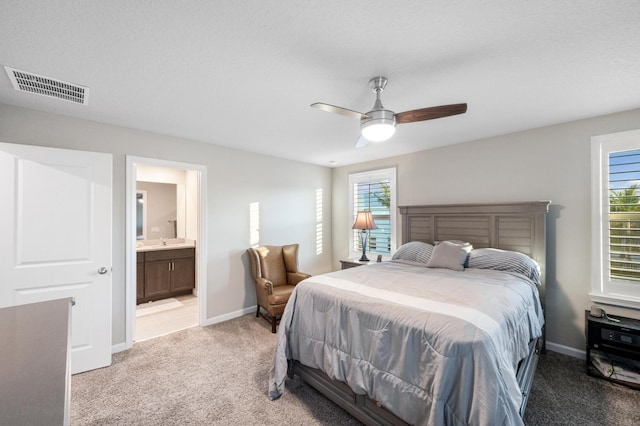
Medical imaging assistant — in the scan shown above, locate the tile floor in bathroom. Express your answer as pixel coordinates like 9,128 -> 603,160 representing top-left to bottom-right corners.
135,294 -> 198,342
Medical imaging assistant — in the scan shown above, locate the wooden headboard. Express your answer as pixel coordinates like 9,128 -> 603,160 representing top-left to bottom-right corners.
399,201 -> 550,298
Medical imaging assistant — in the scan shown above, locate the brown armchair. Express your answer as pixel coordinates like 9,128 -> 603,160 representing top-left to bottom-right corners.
247,244 -> 311,333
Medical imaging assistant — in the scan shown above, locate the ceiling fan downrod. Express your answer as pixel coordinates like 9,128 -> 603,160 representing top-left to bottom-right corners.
369,76 -> 387,111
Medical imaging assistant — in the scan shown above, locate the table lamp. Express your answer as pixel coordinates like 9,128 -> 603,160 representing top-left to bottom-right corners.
352,211 -> 378,261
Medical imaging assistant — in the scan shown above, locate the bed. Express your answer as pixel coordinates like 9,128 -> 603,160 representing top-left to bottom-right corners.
269,201 -> 550,425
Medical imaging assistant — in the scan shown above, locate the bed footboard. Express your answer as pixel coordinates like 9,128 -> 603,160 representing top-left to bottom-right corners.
291,336 -> 540,426
291,361 -> 410,426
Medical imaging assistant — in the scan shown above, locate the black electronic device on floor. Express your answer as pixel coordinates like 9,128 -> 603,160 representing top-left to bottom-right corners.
585,309 -> 640,389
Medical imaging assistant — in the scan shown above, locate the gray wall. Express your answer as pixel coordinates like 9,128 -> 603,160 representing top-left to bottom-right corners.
4,100 -> 640,355
0,103 -> 333,347
332,108 -> 640,354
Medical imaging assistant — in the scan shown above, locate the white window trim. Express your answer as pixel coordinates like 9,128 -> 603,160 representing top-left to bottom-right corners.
348,167 -> 397,259
591,129 -> 640,309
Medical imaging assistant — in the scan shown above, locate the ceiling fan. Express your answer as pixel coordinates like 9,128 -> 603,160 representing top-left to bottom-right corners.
311,76 -> 467,148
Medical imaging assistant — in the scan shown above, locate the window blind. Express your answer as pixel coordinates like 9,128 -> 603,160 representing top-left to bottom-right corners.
609,149 -> 640,282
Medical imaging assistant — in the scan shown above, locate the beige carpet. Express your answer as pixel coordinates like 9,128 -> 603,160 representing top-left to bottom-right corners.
524,350 -> 640,425
72,314 -> 361,425
71,315 -> 640,425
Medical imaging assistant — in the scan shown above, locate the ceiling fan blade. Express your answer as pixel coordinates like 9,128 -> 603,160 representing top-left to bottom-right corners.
355,136 -> 369,148
394,103 -> 467,124
311,103 -> 367,119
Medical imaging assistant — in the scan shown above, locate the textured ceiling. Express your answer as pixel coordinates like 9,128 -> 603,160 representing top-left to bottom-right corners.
1,1 -> 639,167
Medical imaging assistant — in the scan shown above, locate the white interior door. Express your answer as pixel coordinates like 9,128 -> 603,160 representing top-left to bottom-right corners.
0,142 -> 112,374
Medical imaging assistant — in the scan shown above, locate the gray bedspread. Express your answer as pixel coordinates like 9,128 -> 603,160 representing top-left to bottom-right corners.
269,261 -> 544,426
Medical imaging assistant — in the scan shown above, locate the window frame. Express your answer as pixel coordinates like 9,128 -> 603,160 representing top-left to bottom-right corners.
591,129 -> 640,309
348,167 -> 397,259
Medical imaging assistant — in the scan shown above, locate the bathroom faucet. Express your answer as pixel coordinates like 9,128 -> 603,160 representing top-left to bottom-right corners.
161,238 -> 167,246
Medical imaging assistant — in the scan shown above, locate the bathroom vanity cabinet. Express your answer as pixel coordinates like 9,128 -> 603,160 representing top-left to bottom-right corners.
137,247 -> 195,304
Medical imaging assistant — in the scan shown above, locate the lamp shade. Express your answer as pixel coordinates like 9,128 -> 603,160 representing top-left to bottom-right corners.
352,211 -> 378,230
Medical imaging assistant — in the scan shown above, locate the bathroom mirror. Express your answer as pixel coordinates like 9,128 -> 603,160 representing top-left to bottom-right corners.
136,182 -> 183,239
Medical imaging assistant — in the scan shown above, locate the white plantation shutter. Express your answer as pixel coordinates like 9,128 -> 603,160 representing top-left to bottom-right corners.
353,180 -> 391,253
348,168 -> 396,258
591,130 -> 640,308
609,150 -> 640,282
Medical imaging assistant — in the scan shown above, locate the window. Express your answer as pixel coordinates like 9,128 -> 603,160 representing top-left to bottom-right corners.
348,167 -> 396,259
136,190 -> 147,240
591,129 -> 640,308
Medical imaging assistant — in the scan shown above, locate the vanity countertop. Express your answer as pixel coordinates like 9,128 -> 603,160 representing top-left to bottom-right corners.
136,239 -> 195,252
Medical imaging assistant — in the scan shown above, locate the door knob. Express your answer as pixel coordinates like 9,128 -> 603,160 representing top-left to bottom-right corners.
98,267 -> 109,275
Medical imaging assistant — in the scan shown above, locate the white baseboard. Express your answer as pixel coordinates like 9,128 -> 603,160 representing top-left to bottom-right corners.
112,342 -> 128,354
202,306 -> 255,327
546,340 -> 586,360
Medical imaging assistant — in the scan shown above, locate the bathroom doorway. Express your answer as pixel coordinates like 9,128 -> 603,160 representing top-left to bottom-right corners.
125,157 -> 207,348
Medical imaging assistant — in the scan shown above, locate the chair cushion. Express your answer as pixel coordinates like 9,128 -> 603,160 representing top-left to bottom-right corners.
268,285 -> 295,306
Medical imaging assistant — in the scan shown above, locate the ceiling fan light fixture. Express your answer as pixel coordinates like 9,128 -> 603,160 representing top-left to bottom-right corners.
361,119 -> 396,142
311,76 -> 467,148
361,108 -> 396,142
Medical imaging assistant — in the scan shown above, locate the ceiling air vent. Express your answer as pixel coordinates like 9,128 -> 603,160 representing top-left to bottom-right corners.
4,66 -> 89,105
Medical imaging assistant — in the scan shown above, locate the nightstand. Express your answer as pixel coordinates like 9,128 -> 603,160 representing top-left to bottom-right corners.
340,258 -> 379,270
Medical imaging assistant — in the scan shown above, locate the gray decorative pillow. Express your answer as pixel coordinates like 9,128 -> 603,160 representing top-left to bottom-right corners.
434,240 -> 473,253
426,241 -> 471,271
392,241 -> 434,264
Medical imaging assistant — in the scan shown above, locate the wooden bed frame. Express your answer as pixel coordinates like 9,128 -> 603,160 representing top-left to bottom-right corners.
291,201 -> 551,425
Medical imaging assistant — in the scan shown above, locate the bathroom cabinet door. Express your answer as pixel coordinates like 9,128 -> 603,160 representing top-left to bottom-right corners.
144,260 -> 172,299
171,257 -> 195,292
136,252 -> 145,301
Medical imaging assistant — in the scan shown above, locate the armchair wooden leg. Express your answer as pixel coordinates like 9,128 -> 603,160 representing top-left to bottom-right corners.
256,305 -> 260,318
271,317 -> 277,333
